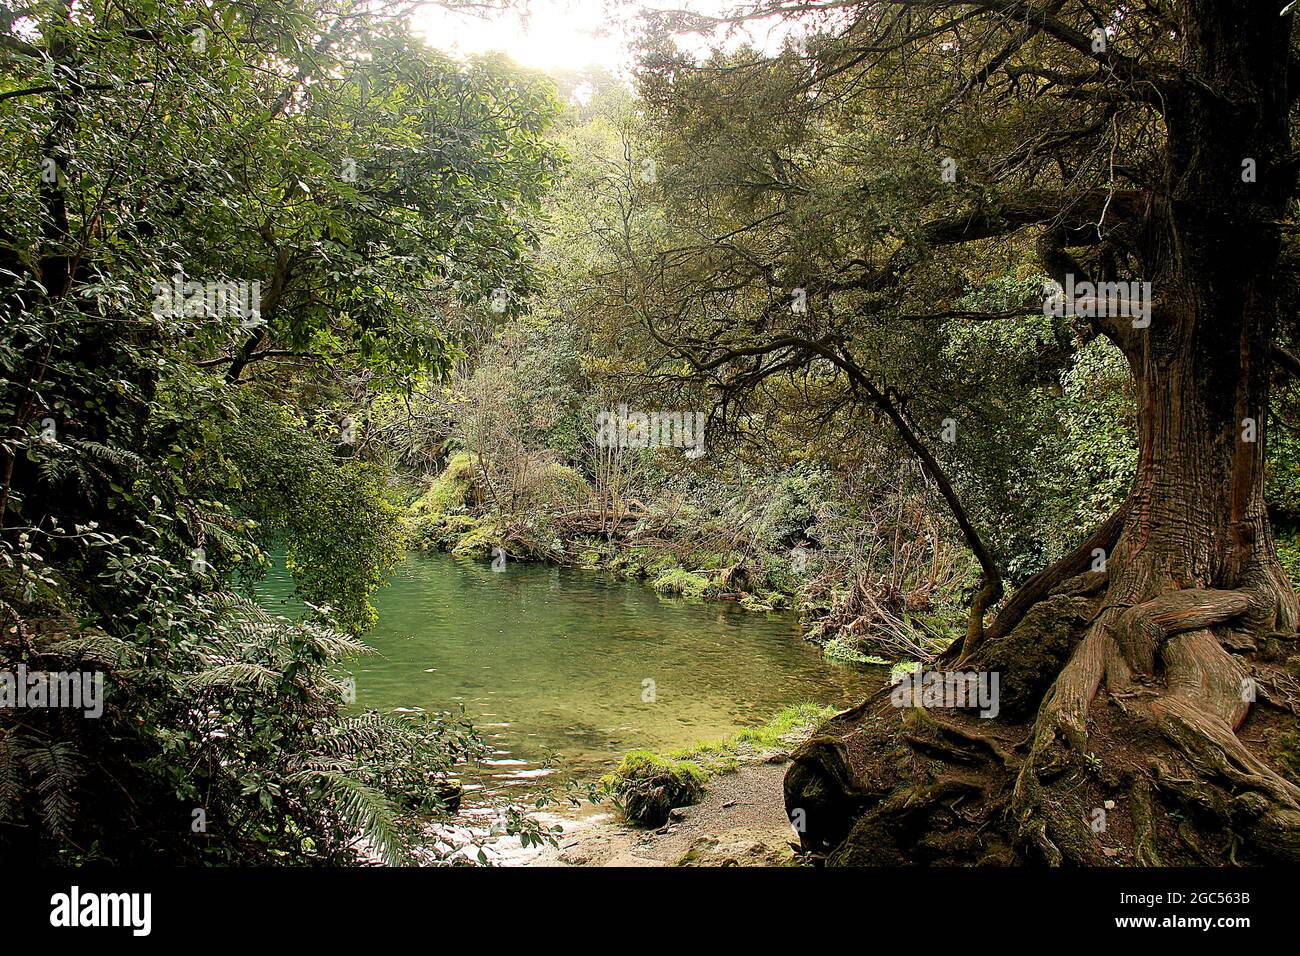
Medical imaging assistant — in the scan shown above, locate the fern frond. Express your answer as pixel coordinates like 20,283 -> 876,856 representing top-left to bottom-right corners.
42,632 -> 142,669
185,661 -> 277,691
287,769 -> 405,866
0,730 -> 24,824
19,740 -> 81,838
71,440 -> 146,472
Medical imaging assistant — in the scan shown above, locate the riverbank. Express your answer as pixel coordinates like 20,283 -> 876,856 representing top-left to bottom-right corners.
402,453 -> 967,665
403,748 -> 802,867
530,758 -> 798,866
397,703 -> 844,866
516,702 -> 846,867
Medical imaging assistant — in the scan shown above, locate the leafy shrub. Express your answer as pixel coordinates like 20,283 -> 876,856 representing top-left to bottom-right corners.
0,533 -> 479,865
197,393 -> 406,633
1274,527 -> 1300,591
518,461 -> 590,511
1268,430 -> 1300,525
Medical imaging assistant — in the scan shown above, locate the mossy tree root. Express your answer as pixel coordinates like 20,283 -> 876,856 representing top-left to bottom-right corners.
785,543 -> 1300,866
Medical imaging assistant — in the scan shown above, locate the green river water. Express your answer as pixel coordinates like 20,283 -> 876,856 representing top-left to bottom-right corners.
255,551 -> 881,809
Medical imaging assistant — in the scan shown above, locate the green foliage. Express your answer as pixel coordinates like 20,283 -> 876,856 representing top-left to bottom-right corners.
890,660 -> 922,683
1268,430 -> 1300,524
1274,528 -> 1300,591
0,0 -> 562,865
738,703 -> 837,745
198,393 -> 406,633
1042,338 -> 1138,553
823,638 -> 886,665
519,462 -> 590,511
651,566 -> 710,598
464,320 -> 588,458
0,530 -> 479,865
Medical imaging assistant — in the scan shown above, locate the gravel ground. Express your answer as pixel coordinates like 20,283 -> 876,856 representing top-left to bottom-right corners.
527,753 -> 801,867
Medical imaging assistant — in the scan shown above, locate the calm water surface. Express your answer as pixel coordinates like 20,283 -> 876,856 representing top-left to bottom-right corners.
256,552 -> 880,805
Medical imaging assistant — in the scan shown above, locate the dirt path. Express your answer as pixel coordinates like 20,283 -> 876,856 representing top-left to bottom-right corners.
528,754 -> 801,867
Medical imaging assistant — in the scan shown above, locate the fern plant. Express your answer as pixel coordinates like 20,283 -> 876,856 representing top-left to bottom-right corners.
0,533 -> 484,866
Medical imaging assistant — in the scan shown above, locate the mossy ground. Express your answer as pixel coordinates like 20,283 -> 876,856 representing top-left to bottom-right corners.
1272,729 -> 1300,786
680,702 -> 838,765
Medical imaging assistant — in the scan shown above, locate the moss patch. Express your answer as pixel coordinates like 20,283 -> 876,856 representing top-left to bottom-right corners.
823,637 -> 887,665
601,750 -> 707,827
448,517 -> 503,558
651,566 -> 710,598
601,704 -> 838,827
1272,730 -> 1300,786
406,454 -> 482,549
646,703 -> 838,774
416,453 -> 477,514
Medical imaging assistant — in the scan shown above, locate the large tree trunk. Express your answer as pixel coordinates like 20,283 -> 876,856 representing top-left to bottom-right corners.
784,2 -> 1300,865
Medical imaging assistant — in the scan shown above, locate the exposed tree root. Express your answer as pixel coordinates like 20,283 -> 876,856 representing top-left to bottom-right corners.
958,503 -> 1129,661
785,528 -> 1300,866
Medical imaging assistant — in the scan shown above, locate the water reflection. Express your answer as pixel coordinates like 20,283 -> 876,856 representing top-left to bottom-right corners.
255,552 -> 881,802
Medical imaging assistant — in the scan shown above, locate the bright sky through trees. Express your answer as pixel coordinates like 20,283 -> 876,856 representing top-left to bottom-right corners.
409,0 -> 801,73
411,0 -> 630,71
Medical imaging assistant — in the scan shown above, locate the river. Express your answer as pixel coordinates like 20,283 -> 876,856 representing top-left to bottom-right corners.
255,551 -> 881,811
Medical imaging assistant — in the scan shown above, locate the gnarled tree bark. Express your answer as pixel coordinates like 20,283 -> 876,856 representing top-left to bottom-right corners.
785,1 -> 1300,866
